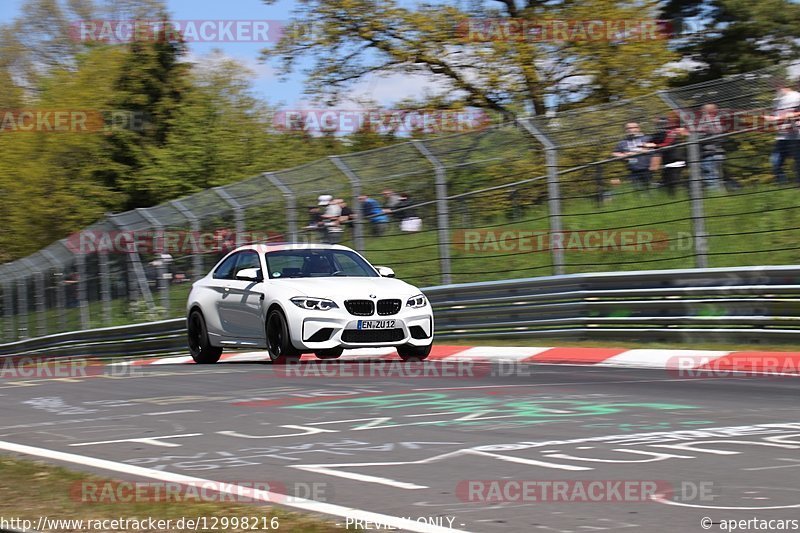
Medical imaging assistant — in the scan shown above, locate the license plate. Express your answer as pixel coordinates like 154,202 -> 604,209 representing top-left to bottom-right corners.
357,320 -> 396,330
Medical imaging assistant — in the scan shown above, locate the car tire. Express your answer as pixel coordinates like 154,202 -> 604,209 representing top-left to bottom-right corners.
187,310 -> 223,364
397,343 -> 432,361
266,308 -> 301,364
314,348 -> 344,360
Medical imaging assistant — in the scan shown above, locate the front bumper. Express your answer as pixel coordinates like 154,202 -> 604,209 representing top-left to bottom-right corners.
289,308 -> 434,350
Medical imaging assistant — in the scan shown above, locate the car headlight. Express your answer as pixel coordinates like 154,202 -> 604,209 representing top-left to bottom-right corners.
406,294 -> 427,308
291,297 -> 339,311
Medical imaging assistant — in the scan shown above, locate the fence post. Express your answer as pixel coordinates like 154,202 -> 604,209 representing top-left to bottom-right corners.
75,252 -> 90,329
214,187 -> 246,247
330,156 -> 365,253
658,90 -> 709,269
171,200 -> 203,281
517,118 -> 565,275
686,132 -> 709,268
16,276 -> 27,339
264,172 -> 298,242
2,280 -> 13,342
107,215 -> 154,314
41,249 -> 69,332
138,208 -> 170,315
34,270 -> 46,337
412,140 -> 452,285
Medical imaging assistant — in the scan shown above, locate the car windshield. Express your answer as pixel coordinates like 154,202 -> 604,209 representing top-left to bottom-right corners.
265,249 -> 379,279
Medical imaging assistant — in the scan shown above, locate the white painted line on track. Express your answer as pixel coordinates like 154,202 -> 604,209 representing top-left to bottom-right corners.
0,439 -> 472,533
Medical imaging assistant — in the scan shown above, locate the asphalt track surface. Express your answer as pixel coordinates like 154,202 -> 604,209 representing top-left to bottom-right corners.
1,356 -> 800,533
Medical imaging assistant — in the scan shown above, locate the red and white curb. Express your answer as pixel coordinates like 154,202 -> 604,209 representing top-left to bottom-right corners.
116,346 -> 800,375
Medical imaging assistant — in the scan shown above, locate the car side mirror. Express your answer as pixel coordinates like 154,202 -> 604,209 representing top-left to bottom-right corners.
235,268 -> 263,282
376,266 -> 395,278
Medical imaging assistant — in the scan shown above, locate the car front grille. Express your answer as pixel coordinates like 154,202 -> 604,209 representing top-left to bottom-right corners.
345,300 -> 375,316
341,328 -> 405,343
377,299 -> 401,316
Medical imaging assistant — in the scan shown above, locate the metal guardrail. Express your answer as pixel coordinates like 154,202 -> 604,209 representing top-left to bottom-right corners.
1,265 -> 798,358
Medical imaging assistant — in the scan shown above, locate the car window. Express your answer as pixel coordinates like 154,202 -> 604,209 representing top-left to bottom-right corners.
265,250 -> 378,279
334,253 -> 367,276
235,251 -> 261,273
266,253 -> 306,278
213,253 -> 240,280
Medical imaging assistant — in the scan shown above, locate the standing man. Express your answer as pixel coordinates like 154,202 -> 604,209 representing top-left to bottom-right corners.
612,122 -> 655,190
765,80 -> 800,185
359,194 -> 389,236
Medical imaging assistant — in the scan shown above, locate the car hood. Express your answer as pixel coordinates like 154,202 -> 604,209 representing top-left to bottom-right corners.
270,277 -> 422,299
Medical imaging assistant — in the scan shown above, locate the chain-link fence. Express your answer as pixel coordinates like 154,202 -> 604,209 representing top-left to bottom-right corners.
2,62 -> 799,342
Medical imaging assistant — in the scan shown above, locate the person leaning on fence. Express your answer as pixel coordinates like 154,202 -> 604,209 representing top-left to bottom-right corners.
650,114 -> 689,196
396,193 -> 422,232
765,79 -> 800,185
359,194 -> 389,236
318,194 -> 344,244
612,122 -> 655,190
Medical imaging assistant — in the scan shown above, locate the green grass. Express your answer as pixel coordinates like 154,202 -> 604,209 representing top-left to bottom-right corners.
5,183 -> 800,342
0,455 -> 345,532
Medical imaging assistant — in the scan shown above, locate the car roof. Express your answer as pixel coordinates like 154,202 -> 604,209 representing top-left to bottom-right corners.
236,243 -> 353,254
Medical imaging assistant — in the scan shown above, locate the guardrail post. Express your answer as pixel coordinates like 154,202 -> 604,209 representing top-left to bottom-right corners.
330,156 -> 365,253
214,187 -> 246,247
2,280 -> 13,342
75,252 -> 90,329
171,200 -> 203,281
517,118 -> 565,275
413,140 -> 452,285
658,90 -> 709,269
264,172 -> 298,242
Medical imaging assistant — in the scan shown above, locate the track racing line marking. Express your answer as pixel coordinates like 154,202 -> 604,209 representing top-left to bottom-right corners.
0,439 -> 469,533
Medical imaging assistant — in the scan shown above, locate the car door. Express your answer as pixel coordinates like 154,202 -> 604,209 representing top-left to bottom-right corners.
218,250 -> 265,341
205,252 -> 241,338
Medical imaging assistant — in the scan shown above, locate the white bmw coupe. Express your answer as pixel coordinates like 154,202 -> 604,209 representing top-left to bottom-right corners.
186,243 -> 434,363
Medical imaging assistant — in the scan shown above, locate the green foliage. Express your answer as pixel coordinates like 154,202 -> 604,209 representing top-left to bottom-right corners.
662,0 -> 800,83
261,0 -> 678,115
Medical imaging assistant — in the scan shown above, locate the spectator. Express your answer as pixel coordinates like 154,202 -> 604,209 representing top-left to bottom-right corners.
382,188 -> 402,220
336,198 -> 353,229
696,104 -> 726,191
306,205 -> 324,242
319,194 -> 343,244
765,80 -> 800,185
396,193 -> 422,232
359,194 -> 389,236
651,114 -> 689,196
612,122 -> 655,190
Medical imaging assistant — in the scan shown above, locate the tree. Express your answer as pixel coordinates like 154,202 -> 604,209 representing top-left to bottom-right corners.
661,0 -> 800,83
260,0 -> 678,116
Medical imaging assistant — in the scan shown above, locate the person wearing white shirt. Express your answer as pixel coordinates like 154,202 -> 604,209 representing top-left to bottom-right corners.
766,81 -> 800,184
